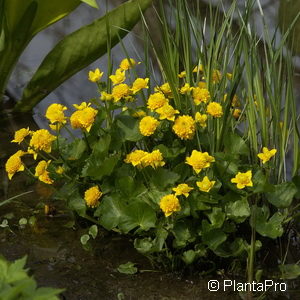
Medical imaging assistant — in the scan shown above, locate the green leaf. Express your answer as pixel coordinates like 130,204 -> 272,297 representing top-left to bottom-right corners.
134,237 -> 154,254
81,153 -> 120,180
172,221 -> 196,248
16,0 -> 153,112
116,115 -> 143,142
214,238 -> 246,257
279,264 -> 300,279
69,195 -> 86,217
88,225 -> 98,239
66,139 -> 87,160
205,207 -> 225,228
119,202 -> 156,233
115,176 -> 135,197
225,198 -> 250,223
201,220 -> 227,251
154,144 -> 186,159
266,182 -> 297,208
292,175 -> 300,199
151,168 -> 180,190
224,132 -> 249,156
80,234 -> 90,245
95,194 -> 126,230
80,0 -> 99,9
252,206 -> 285,239
182,250 -> 196,265
279,0 -> 300,54
117,262 -> 138,275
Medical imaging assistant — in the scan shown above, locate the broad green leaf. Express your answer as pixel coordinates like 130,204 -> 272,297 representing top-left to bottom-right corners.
214,238 -> 246,257
134,237 -> 154,254
182,250 -> 196,265
95,194 -> 126,230
225,198 -> 250,223
80,234 -> 90,245
266,182 -> 297,208
4,0 -> 81,36
119,202 -> 156,233
151,168 -> 180,190
66,139 -> 87,160
292,175 -> 300,199
80,0 -> 99,9
224,132 -> 249,156
116,115 -> 143,142
205,207 -> 225,228
251,206 -> 285,239
279,264 -> 300,279
88,224 -> 98,239
69,195 -> 86,217
16,0 -> 153,112
202,227 -> 227,251
81,153 -> 120,180
117,262 -> 138,275
172,221 -> 196,248
154,144 -> 186,159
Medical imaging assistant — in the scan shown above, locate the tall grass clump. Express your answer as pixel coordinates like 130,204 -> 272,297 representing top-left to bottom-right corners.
4,0 -> 300,297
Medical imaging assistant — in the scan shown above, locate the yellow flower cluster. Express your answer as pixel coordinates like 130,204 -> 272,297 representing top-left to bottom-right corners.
196,176 -> 215,192
5,150 -> 25,180
231,170 -> 253,189
35,160 -> 53,184
84,186 -> 102,207
88,68 -> 104,82
139,116 -> 159,136
156,104 -> 179,121
172,183 -> 193,197
11,128 -> 31,144
186,150 -> 215,174
45,103 -> 67,130
70,102 -> 97,132
193,87 -> 210,105
147,92 -> 168,111
159,194 -> 181,217
257,147 -> 277,164
172,115 -> 196,140
29,129 -> 57,158
124,149 -> 165,169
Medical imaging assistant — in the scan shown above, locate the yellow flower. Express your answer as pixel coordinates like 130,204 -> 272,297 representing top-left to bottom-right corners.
195,112 -> 207,128
132,110 -> 147,118
257,147 -> 277,164
155,104 -> 179,121
196,176 -> 215,192
124,150 -> 148,167
172,183 -> 193,197
73,102 -> 90,110
29,129 -> 56,155
223,94 -> 240,107
232,108 -> 241,119
5,150 -> 25,180
198,81 -> 206,88
100,92 -> 113,101
147,93 -> 168,111
55,166 -> 65,174
11,128 -> 31,144
109,68 -> 126,85
88,68 -> 104,82
226,73 -> 233,80
119,58 -> 137,70
70,106 -> 97,132
45,103 -> 67,125
178,71 -> 186,78
207,102 -> 223,118
159,194 -> 181,217
84,186 -> 102,208
155,83 -> 173,98
141,150 -> 165,168
180,83 -> 192,94
231,170 -> 253,189
131,78 -> 149,94
193,65 -> 203,73
139,116 -> 159,136
111,84 -> 130,102
35,160 -> 53,184
186,150 -> 215,174
193,87 -> 210,105
172,115 -> 196,140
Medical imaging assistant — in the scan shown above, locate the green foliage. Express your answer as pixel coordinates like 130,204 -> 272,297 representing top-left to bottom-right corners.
0,256 -> 63,300
117,262 -> 138,275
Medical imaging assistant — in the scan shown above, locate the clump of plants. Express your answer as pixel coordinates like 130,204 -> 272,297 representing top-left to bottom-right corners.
4,0 -> 300,289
